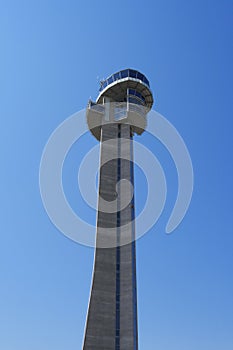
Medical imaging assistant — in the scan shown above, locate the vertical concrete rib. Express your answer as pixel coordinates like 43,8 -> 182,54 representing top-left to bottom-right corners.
119,124 -> 138,350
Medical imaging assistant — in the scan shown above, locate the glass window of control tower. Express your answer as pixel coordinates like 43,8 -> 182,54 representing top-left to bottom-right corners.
114,72 -> 120,80
128,96 -> 144,105
107,76 -> 113,84
120,69 -> 128,78
137,72 -> 144,81
129,69 -> 137,78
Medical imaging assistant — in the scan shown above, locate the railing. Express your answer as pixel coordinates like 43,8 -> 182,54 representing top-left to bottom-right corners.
88,101 -> 148,120
128,103 -> 148,117
88,101 -> 105,114
114,102 -> 127,121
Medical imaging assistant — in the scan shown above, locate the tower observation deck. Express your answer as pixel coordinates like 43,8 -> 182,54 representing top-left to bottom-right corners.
83,69 -> 153,349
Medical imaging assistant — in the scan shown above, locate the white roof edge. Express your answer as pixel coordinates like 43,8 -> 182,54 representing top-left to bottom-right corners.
96,77 -> 153,103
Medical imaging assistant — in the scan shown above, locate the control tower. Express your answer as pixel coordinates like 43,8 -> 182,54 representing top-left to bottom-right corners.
83,69 -> 153,349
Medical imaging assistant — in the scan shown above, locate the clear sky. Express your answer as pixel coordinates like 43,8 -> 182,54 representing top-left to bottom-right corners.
1,1 -> 233,349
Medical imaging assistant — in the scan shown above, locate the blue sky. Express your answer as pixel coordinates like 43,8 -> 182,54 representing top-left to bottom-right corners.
1,0 -> 233,349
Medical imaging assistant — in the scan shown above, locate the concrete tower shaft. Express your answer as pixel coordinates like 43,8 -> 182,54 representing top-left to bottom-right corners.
83,69 -> 153,350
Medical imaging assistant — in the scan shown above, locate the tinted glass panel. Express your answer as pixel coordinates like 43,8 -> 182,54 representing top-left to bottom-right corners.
128,89 -> 145,102
107,76 -> 113,84
114,72 -> 120,80
128,88 -> 135,95
135,91 -> 145,101
99,80 -> 107,91
129,69 -> 137,78
137,72 -> 144,81
120,69 -> 128,78
143,76 -> 150,86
